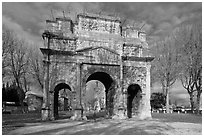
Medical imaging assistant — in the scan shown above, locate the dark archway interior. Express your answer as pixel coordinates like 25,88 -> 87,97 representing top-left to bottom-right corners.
127,84 -> 141,118
86,72 -> 113,90
54,83 -> 71,119
86,72 -> 114,117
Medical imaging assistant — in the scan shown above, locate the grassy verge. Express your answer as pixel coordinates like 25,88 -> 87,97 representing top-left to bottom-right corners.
152,113 -> 202,123
2,112 -> 41,134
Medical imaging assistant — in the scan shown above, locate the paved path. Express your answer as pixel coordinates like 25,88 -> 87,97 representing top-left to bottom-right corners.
7,118 -> 202,135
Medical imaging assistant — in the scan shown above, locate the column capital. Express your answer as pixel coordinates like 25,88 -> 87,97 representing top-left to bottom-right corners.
76,60 -> 83,66
122,90 -> 127,94
146,64 -> 151,69
43,60 -> 51,65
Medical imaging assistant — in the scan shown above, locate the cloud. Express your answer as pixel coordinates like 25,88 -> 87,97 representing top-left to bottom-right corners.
170,92 -> 190,106
2,3 -> 47,46
3,3 -> 41,35
100,2 -> 201,43
2,2 -> 201,46
2,15 -> 42,45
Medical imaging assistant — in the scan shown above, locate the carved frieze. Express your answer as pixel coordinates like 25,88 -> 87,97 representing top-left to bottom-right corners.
123,45 -> 140,56
50,39 -> 76,51
80,47 -> 120,65
79,17 -> 120,34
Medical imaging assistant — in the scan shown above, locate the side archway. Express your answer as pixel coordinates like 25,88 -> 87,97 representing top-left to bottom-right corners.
53,83 -> 72,119
127,84 -> 142,118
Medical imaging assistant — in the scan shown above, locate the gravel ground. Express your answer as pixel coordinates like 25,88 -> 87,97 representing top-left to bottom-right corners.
2,113 -> 202,135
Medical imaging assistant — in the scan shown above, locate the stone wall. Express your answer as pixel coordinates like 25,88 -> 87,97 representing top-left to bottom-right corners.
41,12 -> 153,120
81,64 -> 121,117
49,62 -> 77,92
123,66 -> 147,91
27,94 -> 43,111
123,65 -> 147,117
50,39 -> 76,51
77,14 -> 121,34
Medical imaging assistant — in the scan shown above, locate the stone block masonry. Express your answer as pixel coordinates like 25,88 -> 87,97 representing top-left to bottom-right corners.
40,12 -> 154,121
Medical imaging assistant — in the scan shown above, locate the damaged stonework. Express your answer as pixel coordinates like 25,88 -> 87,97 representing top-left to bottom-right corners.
40,12 -> 154,121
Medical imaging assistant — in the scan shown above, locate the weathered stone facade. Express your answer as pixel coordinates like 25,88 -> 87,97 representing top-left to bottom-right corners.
26,94 -> 43,112
40,12 -> 154,120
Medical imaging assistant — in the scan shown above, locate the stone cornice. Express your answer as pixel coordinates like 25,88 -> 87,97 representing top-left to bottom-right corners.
42,31 -> 77,40
122,56 -> 154,62
77,13 -> 121,23
40,48 -> 80,56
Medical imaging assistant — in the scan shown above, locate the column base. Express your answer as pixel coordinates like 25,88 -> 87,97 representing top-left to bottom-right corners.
112,107 -> 127,119
41,107 -> 50,121
138,111 -> 152,120
70,108 -> 87,120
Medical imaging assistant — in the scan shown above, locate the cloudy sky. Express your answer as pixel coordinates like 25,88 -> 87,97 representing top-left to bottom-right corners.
2,2 -> 201,45
2,2 -> 202,105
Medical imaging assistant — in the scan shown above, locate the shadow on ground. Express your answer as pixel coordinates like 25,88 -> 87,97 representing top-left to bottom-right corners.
3,113 -> 202,135
7,117 -> 182,135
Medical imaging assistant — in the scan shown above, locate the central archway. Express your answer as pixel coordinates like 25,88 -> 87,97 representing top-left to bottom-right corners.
85,72 -> 115,117
127,84 -> 142,118
54,83 -> 72,119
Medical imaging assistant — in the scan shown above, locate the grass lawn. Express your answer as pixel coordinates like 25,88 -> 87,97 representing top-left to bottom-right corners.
152,113 -> 202,124
2,112 -> 41,134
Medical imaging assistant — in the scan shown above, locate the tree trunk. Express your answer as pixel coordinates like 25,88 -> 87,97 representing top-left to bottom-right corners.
189,92 -> 194,113
196,90 -> 201,114
15,79 -> 25,113
166,86 -> 170,113
17,87 -> 25,113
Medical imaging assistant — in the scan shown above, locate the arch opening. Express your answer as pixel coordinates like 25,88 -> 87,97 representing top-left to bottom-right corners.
85,80 -> 106,113
54,83 -> 72,119
85,72 -> 115,118
86,72 -> 113,90
127,84 -> 142,118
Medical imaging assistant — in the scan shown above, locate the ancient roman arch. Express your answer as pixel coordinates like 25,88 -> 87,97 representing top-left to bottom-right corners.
40,12 -> 154,120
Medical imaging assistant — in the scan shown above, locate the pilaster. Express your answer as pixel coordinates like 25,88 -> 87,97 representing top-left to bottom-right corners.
70,61 -> 86,120
41,60 -> 50,121
138,64 -> 152,119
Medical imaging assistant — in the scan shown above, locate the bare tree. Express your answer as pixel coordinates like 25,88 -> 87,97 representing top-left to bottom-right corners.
195,69 -> 202,113
192,23 -> 202,114
10,39 -> 28,87
2,25 -> 15,79
29,46 -> 44,90
21,62 -> 32,93
175,22 -> 202,113
151,36 -> 181,113
179,63 -> 196,112
2,25 -> 29,113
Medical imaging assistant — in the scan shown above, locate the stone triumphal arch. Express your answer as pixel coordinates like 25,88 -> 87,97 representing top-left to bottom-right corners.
40,12 -> 154,121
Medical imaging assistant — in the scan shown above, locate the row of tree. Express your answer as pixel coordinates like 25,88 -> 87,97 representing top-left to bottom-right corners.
151,18 -> 202,113
2,82 -> 22,103
150,93 -> 166,110
2,24 -> 44,112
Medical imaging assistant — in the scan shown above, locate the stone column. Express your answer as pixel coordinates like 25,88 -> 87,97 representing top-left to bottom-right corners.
41,37 -> 51,121
112,56 -> 126,119
41,60 -> 50,121
49,91 -> 55,120
71,62 -> 85,120
120,57 -> 125,109
64,98 -> 68,111
123,92 -> 128,117
139,64 -> 152,119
